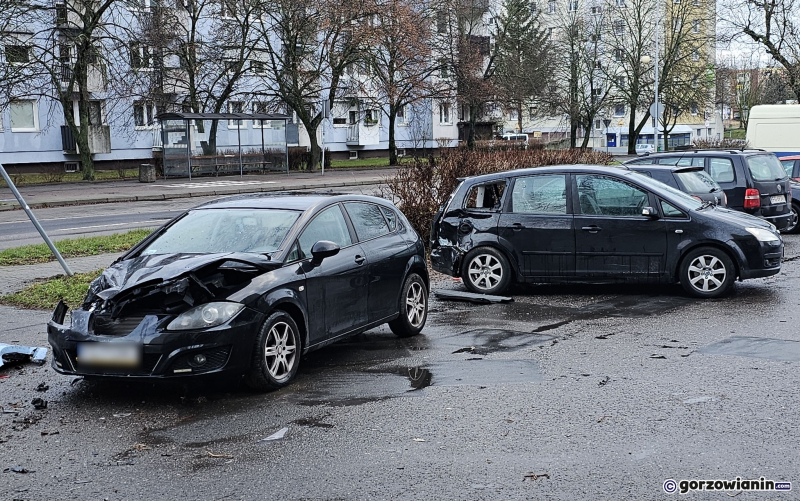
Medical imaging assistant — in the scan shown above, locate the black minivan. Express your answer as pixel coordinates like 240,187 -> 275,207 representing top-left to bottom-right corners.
430,165 -> 783,298
625,150 -> 791,230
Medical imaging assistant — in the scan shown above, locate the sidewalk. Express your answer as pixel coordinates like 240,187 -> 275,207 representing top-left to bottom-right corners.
0,167 -> 395,211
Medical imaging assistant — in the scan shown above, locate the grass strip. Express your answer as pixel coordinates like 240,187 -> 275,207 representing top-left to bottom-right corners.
0,269 -> 103,310
0,169 -> 141,188
0,229 -> 152,266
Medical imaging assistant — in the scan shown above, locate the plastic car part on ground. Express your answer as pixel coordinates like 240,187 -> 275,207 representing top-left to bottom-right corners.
433,289 -> 514,304
0,343 -> 48,369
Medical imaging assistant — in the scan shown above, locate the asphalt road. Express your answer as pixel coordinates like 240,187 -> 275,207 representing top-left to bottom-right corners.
2,233 -> 799,499
0,185 -> 383,250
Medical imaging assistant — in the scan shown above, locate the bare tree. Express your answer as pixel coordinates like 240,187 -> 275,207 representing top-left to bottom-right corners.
365,0 -> 443,165
721,0 -> 800,102
251,0 -> 374,170
0,0 -> 131,179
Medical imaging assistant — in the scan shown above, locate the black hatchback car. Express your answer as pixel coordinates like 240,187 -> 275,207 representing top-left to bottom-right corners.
430,165 -> 782,298
625,150 -> 791,230
48,195 -> 429,390
626,165 -> 727,207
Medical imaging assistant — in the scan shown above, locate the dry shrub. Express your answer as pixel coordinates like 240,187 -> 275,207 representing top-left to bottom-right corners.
692,138 -> 749,150
383,148 -> 613,244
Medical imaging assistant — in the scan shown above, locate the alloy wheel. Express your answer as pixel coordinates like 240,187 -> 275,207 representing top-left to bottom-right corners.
406,281 -> 426,327
467,254 -> 503,291
687,255 -> 727,293
263,321 -> 296,380
788,207 -> 799,233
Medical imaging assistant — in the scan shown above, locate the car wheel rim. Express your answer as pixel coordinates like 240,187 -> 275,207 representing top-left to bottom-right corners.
789,208 -> 799,231
687,255 -> 726,293
264,321 -> 296,380
468,254 -> 503,291
405,281 -> 426,327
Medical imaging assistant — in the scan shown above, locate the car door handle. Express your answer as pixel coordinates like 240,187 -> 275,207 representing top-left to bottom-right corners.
581,225 -> 601,232
354,255 -> 366,265
511,222 -> 525,230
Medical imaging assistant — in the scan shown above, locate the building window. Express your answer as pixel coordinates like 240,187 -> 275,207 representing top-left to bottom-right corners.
10,100 -> 38,131
252,101 -> 271,128
692,20 -> 700,33
439,102 -> 451,124
591,5 -> 602,14
529,106 -> 537,120
595,119 -> 602,129
692,50 -> 699,61
219,0 -> 234,18
397,105 -> 408,125
614,104 -> 625,116
439,60 -> 450,79
364,109 -> 378,125
88,100 -> 103,125
133,101 -> 155,128
613,48 -> 624,62
228,101 -> 245,127
673,19 -> 682,33
130,43 -> 152,69
615,0 -> 626,6
250,60 -> 266,74
613,20 -> 624,35
568,0 -> 578,11
548,0 -> 556,13
437,11 -> 447,34
592,87 -> 603,103
615,76 -> 626,88
5,44 -> 31,64
691,102 -> 698,115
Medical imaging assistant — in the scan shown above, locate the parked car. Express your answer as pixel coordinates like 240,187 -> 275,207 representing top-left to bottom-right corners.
47,195 -> 429,390
625,150 -> 792,231
430,165 -> 783,298
626,165 -> 727,207
779,154 -> 800,180
635,143 -> 656,155
500,133 -> 529,144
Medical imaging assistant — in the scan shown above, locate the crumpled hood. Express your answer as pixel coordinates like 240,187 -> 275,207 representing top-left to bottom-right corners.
87,252 -> 278,307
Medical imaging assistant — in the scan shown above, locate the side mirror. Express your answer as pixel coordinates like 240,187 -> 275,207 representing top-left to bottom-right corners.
310,240 -> 340,265
641,207 -> 659,218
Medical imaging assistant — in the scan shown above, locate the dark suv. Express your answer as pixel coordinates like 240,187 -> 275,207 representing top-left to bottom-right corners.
625,150 -> 791,230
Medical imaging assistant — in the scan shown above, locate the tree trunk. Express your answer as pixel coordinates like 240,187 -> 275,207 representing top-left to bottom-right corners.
517,102 -> 523,135
307,126 -> 320,171
388,109 -> 398,166
626,113 -> 637,155
467,104 -> 478,150
202,120 -> 219,156
570,120 -> 578,149
73,58 -> 95,180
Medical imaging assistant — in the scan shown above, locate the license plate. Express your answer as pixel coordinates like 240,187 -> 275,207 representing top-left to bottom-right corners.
77,343 -> 141,368
771,195 -> 786,204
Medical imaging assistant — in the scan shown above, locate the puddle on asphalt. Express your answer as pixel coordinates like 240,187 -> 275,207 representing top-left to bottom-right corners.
699,336 -> 800,362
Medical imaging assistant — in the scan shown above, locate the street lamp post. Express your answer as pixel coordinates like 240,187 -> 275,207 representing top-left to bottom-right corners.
640,0 -> 662,152
603,118 -> 611,155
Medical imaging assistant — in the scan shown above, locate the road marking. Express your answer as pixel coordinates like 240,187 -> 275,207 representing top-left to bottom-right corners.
153,180 -> 277,189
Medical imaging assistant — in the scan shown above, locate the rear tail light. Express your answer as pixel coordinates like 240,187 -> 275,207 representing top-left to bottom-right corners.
744,188 -> 760,209
793,177 -> 800,182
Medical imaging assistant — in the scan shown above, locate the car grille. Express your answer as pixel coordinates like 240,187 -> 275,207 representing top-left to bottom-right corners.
92,315 -> 147,336
168,346 -> 231,374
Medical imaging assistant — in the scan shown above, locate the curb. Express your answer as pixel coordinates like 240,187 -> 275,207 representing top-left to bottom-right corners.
0,178 -> 385,212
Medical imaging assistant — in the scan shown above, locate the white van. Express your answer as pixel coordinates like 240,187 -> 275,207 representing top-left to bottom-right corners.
500,133 -> 528,144
745,105 -> 800,157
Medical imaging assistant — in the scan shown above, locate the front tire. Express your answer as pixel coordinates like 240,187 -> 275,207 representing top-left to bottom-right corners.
679,247 -> 735,298
785,204 -> 800,234
389,273 -> 427,338
462,247 -> 512,295
244,311 -> 301,391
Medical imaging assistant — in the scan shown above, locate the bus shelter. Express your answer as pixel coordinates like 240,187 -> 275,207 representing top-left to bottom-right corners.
157,112 -> 292,179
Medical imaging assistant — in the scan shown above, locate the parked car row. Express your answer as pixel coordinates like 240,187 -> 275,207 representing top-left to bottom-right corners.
47,155 -> 790,389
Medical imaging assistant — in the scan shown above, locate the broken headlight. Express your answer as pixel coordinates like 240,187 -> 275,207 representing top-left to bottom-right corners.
166,302 -> 244,331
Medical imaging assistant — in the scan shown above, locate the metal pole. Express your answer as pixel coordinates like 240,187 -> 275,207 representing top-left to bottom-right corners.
654,0 -> 661,152
237,118 -> 243,178
187,119 -> 192,180
285,119 -> 289,176
0,165 -> 73,276
260,120 -> 265,172
321,120 -> 325,177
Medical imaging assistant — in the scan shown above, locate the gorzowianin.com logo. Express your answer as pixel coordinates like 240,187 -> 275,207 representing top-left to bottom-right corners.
663,477 -> 791,494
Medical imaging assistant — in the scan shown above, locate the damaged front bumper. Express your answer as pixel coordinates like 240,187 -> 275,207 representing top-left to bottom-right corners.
47,301 -> 263,379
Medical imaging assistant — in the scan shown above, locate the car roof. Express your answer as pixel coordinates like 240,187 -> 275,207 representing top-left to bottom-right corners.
459,164 -> 632,184
779,155 -> 800,160
632,149 -> 769,159
191,193 -> 393,211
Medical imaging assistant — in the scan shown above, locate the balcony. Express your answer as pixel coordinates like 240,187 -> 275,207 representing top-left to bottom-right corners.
346,122 -> 380,146
61,125 -> 111,154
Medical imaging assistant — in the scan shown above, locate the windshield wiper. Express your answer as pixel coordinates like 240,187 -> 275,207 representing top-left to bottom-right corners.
698,200 -> 716,210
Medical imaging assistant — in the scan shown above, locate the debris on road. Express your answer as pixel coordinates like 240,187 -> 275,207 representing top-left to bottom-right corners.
0,343 -> 48,369
205,450 -> 234,459
132,444 -> 151,451
523,473 -> 550,482
31,398 -> 47,410
596,415 -> 612,423
258,427 -> 289,442
452,346 -> 476,354
598,376 -> 610,386
412,438 -> 426,442
40,430 -> 59,436
35,382 -> 49,392
433,289 -> 514,304
113,413 -> 132,418
649,354 -> 666,359
4,466 -> 34,474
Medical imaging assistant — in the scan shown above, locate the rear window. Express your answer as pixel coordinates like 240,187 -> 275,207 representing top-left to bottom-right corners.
781,160 -> 794,176
747,155 -> 788,182
674,170 -> 719,194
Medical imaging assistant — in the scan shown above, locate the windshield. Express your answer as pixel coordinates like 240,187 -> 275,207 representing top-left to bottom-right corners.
747,155 -> 788,182
675,170 -> 720,193
141,209 -> 300,256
